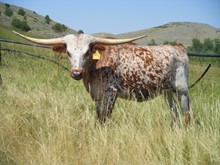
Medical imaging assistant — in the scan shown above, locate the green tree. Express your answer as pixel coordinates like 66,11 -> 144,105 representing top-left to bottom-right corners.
148,39 -> 157,46
52,23 -> 67,32
45,15 -> 51,24
163,40 -> 177,45
190,38 -> 203,53
5,3 -> 10,8
213,38 -> 220,54
203,38 -> 213,52
11,18 -> 31,32
163,41 -> 169,45
4,7 -> 13,17
17,8 -> 26,16
188,38 -> 220,54
77,30 -> 84,34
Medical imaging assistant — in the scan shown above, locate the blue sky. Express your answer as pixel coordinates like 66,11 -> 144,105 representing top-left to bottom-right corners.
1,0 -> 220,34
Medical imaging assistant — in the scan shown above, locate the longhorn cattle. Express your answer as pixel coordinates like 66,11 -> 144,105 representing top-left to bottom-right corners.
13,31 -> 192,125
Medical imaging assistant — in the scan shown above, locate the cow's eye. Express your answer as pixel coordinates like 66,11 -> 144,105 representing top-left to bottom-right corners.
84,50 -> 90,57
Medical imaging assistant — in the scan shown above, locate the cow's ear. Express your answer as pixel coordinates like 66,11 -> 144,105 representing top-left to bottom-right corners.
52,44 -> 66,53
90,44 -> 114,69
91,44 -> 105,52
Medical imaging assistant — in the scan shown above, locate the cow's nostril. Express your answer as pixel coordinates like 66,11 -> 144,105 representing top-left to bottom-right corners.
71,71 -> 83,80
73,72 -> 81,76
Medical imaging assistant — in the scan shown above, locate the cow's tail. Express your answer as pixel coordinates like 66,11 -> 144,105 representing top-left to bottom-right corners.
189,64 -> 211,89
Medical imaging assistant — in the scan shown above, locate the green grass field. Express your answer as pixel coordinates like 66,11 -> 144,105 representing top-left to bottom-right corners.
0,27 -> 220,165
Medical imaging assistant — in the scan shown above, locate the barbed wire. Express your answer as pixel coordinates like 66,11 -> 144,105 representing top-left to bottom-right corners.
0,39 -> 52,49
0,48 -> 70,72
0,39 -> 215,89
1,39 -> 220,57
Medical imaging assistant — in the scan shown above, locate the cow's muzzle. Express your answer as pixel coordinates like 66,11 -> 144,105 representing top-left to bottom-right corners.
70,69 -> 83,80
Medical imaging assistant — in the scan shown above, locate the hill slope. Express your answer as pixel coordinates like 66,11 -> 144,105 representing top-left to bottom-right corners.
0,2 -> 76,38
89,22 -> 220,46
117,22 -> 220,46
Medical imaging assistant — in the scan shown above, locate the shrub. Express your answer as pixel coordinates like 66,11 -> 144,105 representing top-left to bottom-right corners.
188,38 -> 220,54
148,39 -> 157,46
17,8 -> 26,16
5,3 -> 10,8
4,7 -> 13,17
163,40 -> 177,45
11,18 -> 31,32
45,15 -> 51,24
188,38 -> 203,53
213,38 -> 220,54
52,23 -> 67,32
77,30 -> 84,34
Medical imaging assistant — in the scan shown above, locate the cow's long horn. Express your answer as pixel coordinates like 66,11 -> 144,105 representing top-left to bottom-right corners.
12,31 -> 64,45
95,35 -> 147,44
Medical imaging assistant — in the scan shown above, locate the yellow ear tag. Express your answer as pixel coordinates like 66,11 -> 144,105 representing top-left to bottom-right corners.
92,50 -> 101,60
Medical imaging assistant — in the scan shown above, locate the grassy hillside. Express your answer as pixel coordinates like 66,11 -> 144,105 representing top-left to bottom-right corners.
0,19 -> 220,164
117,22 -> 220,46
0,2 -> 76,38
93,22 -> 220,47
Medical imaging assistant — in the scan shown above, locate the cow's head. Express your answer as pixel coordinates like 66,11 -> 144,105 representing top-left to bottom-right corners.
13,31 -> 146,80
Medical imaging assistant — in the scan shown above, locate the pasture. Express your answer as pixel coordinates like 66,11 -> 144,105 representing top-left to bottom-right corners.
0,31 -> 220,165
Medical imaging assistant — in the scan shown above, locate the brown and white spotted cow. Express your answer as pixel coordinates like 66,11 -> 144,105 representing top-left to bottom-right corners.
84,43 -> 191,125
13,31 -> 191,125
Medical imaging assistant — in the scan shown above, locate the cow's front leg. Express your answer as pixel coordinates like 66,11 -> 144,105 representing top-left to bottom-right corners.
177,91 -> 192,126
96,86 -> 118,123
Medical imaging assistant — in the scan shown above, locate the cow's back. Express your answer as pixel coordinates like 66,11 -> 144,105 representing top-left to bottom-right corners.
107,44 -> 188,100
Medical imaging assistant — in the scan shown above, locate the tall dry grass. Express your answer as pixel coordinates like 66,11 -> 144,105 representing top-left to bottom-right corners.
0,44 -> 220,165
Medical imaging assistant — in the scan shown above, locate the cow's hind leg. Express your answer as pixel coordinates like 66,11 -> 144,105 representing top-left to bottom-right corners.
96,86 -> 117,123
174,64 -> 192,126
176,90 -> 192,126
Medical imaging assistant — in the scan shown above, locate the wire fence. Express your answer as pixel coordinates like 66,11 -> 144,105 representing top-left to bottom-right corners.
0,39 -> 69,72
1,39 -> 220,57
0,48 -> 70,72
1,39 -> 219,70
0,39 -> 217,88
